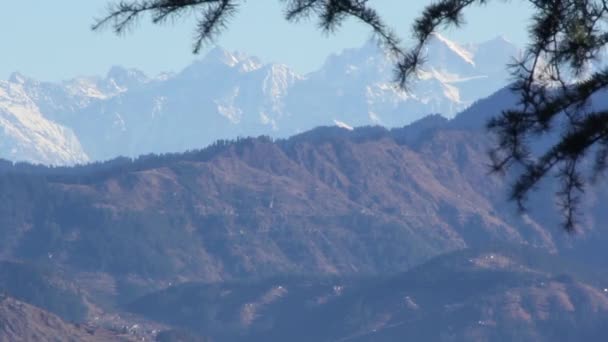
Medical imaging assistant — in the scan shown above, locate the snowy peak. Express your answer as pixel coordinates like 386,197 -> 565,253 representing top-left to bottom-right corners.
105,65 -> 150,90
475,35 -> 517,52
204,46 -> 241,67
106,65 -> 146,80
428,32 -> 476,66
179,47 -> 264,79
319,39 -> 391,78
479,35 -> 513,47
473,35 -> 521,74
54,66 -> 151,103
423,33 -> 478,77
62,77 -> 115,100
200,46 -> 263,71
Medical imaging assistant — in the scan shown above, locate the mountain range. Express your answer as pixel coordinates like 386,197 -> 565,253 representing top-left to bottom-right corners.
4,32 -> 608,341
129,246 -> 608,342
1,33 -> 520,165
1,86 -> 608,339
0,295 -> 139,341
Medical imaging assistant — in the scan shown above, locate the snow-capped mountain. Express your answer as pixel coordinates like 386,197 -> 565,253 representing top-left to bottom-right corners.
0,34 -> 520,164
284,34 -> 518,131
0,67 -> 156,164
69,48 -> 303,160
0,74 -> 88,165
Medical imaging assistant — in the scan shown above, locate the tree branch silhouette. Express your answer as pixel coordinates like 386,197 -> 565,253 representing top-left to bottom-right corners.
94,0 -> 608,230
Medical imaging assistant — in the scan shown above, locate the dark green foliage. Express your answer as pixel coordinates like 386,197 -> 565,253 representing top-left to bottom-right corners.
128,245 -> 608,342
0,127 -> 446,279
0,261 -> 87,322
0,139 -> 236,183
18,203 -> 202,278
129,275 -> 364,340
156,329 -> 210,342
0,165 -> 205,277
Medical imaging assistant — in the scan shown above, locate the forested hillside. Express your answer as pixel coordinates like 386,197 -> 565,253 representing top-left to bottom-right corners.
1,93 -> 608,340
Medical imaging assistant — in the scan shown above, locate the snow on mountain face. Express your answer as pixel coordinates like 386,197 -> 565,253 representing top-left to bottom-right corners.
0,79 -> 88,165
19,67 -> 152,125
284,33 -> 519,131
0,34 -> 519,164
0,68 -> 155,164
426,33 -> 477,71
68,50 -> 303,160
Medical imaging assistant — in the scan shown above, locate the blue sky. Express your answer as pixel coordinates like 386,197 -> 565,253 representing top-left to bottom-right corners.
2,1 -> 532,81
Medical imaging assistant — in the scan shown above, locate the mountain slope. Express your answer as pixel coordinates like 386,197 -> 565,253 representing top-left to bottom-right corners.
0,261 -> 87,322
0,95 -> 607,340
0,107 -> 606,290
0,296 -> 136,342
128,246 -> 608,342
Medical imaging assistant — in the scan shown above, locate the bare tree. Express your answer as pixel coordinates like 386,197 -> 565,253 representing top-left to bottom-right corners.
94,0 -> 608,230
